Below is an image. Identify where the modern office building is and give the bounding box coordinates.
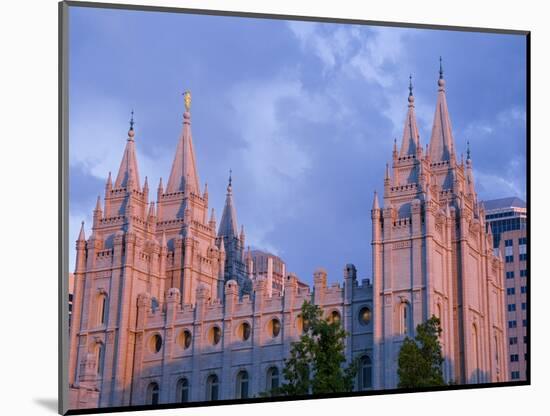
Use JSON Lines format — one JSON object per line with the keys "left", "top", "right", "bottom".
{"left": 484, "top": 197, "right": 528, "bottom": 381}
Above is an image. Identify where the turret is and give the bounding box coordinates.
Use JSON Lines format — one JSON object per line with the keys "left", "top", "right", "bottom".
{"left": 93, "top": 195, "right": 103, "bottom": 228}
{"left": 75, "top": 221, "right": 87, "bottom": 273}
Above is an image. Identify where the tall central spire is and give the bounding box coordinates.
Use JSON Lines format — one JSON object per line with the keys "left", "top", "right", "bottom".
{"left": 114, "top": 110, "right": 141, "bottom": 189}
{"left": 218, "top": 169, "right": 239, "bottom": 238}
{"left": 166, "top": 91, "right": 200, "bottom": 194}
{"left": 399, "top": 75, "right": 421, "bottom": 157}
{"left": 429, "top": 58, "right": 455, "bottom": 162}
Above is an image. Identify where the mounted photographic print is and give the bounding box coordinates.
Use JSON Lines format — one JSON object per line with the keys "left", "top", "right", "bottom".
{"left": 59, "top": 1, "right": 529, "bottom": 414}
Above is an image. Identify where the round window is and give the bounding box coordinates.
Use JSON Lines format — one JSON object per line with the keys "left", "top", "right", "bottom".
{"left": 329, "top": 310, "right": 341, "bottom": 324}
{"left": 270, "top": 318, "right": 281, "bottom": 338}
{"left": 150, "top": 334, "right": 163, "bottom": 353}
{"left": 179, "top": 329, "right": 192, "bottom": 349}
{"left": 359, "top": 307, "right": 372, "bottom": 325}
{"left": 210, "top": 326, "right": 221, "bottom": 345}
{"left": 240, "top": 322, "right": 251, "bottom": 341}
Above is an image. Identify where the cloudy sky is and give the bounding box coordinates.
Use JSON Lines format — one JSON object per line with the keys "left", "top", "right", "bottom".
{"left": 68, "top": 6, "right": 527, "bottom": 284}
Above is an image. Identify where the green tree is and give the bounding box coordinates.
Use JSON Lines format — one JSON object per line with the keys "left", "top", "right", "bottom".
{"left": 270, "top": 301, "right": 358, "bottom": 396}
{"left": 397, "top": 315, "right": 446, "bottom": 388}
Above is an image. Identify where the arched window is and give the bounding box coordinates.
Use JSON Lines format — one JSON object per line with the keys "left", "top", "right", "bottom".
{"left": 400, "top": 302, "right": 410, "bottom": 335}
{"left": 151, "top": 297, "right": 159, "bottom": 312}
{"left": 436, "top": 304, "right": 443, "bottom": 338}
{"left": 176, "top": 378, "right": 189, "bottom": 403}
{"left": 266, "top": 367, "right": 279, "bottom": 391}
{"left": 147, "top": 382, "right": 160, "bottom": 405}
{"left": 98, "top": 294, "right": 107, "bottom": 326}
{"left": 236, "top": 370, "right": 249, "bottom": 399}
{"left": 358, "top": 355, "right": 372, "bottom": 390}
{"left": 472, "top": 324, "right": 480, "bottom": 383}
{"left": 494, "top": 334, "right": 499, "bottom": 365}
{"left": 206, "top": 374, "right": 219, "bottom": 401}
{"left": 95, "top": 343, "right": 104, "bottom": 375}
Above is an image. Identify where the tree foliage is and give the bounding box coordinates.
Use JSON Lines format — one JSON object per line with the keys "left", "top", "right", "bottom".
{"left": 397, "top": 315, "right": 446, "bottom": 388}
{"left": 270, "top": 301, "right": 358, "bottom": 396}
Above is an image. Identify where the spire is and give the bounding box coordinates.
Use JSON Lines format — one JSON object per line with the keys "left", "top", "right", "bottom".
{"left": 114, "top": 111, "right": 141, "bottom": 189}
{"left": 166, "top": 90, "right": 200, "bottom": 194}
{"left": 94, "top": 195, "right": 102, "bottom": 212}
{"left": 218, "top": 170, "right": 239, "bottom": 238}
{"left": 143, "top": 175, "right": 149, "bottom": 193}
{"left": 372, "top": 190, "right": 380, "bottom": 210}
{"left": 209, "top": 207, "right": 216, "bottom": 223}
{"left": 429, "top": 57, "right": 455, "bottom": 162}
{"left": 465, "top": 141, "right": 476, "bottom": 198}
{"left": 399, "top": 75, "right": 421, "bottom": 157}
{"left": 78, "top": 221, "right": 86, "bottom": 242}
{"left": 106, "top": 171, "right": 112, "bottom": 190}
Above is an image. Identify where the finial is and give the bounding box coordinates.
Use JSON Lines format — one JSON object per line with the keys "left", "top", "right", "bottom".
{"left": 227, "top": 169, "right": 233, "bottom": 193}
{"left": 439, "top": 56, "right": 443, "bottom": 79}
{"left": 129, "top": 109, "right": 135, "bottom": 129}
{"left": 393, "top": 138, "right": 397, "bottom": 152}
{"left": 128, "top": 110, "right": 135, "bottom": 139}
{"left": 183, "top": 91, "right": 191, "bottom": 112}
{"left": 409, "top": 74, "right": 413, "bottom": 96}
{"left": 466, "top": 140, "right": 471, "bottom": 160}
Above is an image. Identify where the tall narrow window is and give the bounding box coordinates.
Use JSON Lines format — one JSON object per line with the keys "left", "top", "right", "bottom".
{"left": 99, "top": 295, "right": 107, "bottom": 325}
{"left": 266, "top": 367, "right": 279, "bottom": 391}
{"left": 400, "top": 303, "right": 410, "bottom": 335}
{"left": 236, "top": 370, "right": 249, "bottom": 399}
{"left": 359, "top": 355, "right": 372, "bottom": 390}
{"left": 96, "top": 344, "right": 103, "bottom": 375}
{"left": 147, "top": 382, "right": 160, "bottom": 405}
{"left": 472, "top": 324, "right": 480, "bottom": 383}
{"left": 206, "top": 374, "right": 219, "bottom": 401}
{"left": 177, "top": 378, "right": 189, "bottom": 403}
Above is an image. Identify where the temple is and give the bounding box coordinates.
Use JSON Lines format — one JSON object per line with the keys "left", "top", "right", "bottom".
{"left": 68, "top": 67, "right": 507, "bottom": 409}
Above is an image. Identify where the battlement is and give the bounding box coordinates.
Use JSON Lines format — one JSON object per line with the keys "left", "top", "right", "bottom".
{"left": 390, "top": 183, "right": 418, "bottom": 192}
{"left": 393, "top": 216, "right": 412, "bottom": 227}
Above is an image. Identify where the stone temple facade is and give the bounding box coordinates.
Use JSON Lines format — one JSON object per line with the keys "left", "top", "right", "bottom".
{"left": 68, "top": 70, "right": 508, "bottom": 410}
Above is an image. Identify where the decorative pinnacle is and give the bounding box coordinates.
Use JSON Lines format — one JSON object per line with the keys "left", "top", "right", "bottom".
{"left": 183, "top": 91, "right": 191, "bottom": 112}
{"left": 129, "top": 109, "right": 135, "bottom": 130}
{"left": 439, "top": 56, "right": 444, "bottom": 79}
{"left": 228, "top": 169, "right": 232, "bottom": 187}
{"left": 466, "top": 140, "right": 471, "bottom": 160}
{"left": 409, "top": 74, "right": 413, "bottom": 96}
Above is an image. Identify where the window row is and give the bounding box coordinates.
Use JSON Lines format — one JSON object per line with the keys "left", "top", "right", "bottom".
{"left": 508, "top": 320, "right": 528, "bottom": 329}
{"left": 144, "top": 306, "right": 373, "bottom": 354}
{"left": 144, "top": 356, "right": 374, "bottom": 404}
